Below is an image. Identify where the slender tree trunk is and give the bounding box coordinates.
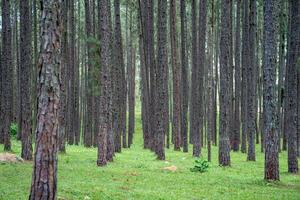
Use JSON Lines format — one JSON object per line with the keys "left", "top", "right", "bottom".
{"left": 180, "top": 0, "right": 188, "bottom": 153}
{"left": 285, "top": 0, "right": 299, "bottom": 174}
{"left": 128, "top": 47, "right": 136, "bottom": 148}
{"left": 219, "top": 0, "right": 231, "bottom": 166}
{"left": 233, "top": 0, "right": 241, "bottom": 152}
{"left": 29, "top": 0, "right": 61, "bottom": 198}
{"left": 20, "top": 0, "right": 33, "bottom": 160}
{"left": 170, "top": 0, "right": 181, "bottom": 151}
{"left": 2, "top": 0, "right": 12, "bottom": 151}
{"left": 155, "top": 0, "right": 168, "bottom": 160}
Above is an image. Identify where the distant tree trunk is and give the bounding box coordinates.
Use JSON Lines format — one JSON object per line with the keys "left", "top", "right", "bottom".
{"left": 241, "top": 0, "right": 249, "bottom": 154}
{"left": 170, "top": 0, "right": 181, "bottom": 151}
{"left": 20, "top": 0, "right": 33, "bottom": 160}
{"left": 128, "top": 47, "right": 136, "bottom": 148}
{"left": 83, "top": 0, "right": 93, "bottom": 147}
{"left": 29, "top": 0, "right": 61, "bottom": 198}
{"left": 263, "top": 0, "right": 280, "bottom": 181}
{"left": 155, "top": 0, "right": 168, "bottom": 160}
{"left": 2, "top": 0, "right": 12, "bottom": 151}
{"left": 67, "top": 0, "right": 75, "bottom": 145}
{"left": 233, "top": 0, "right": 241, "bottom": 152}
{"left": 138, "top": 1, "right": 151, "bottom": 149}
{"left": 189, "top": 0, "right": 197, "bottom": 146}
{"left": 180, "top": 0, "right": 188, "bottom": 153}
{"left": 112, "top": 0, "right": 126, "bottom": 152}
{"left": 247, "top": 0, "right": 256, "bottom": 161}
{"left": 32, "top": 0, "right": 38, "bottom": 134}
{"left": 97, "top": 0, "right": 113, "bottom": 166}
{"left": 219, "top": 0, "right": 231, "bottom": 166}
{"left": 285, "top": 0, "right": 299, "bottom": 174}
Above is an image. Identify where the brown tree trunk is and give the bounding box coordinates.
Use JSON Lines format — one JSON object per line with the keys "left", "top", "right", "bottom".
{"left": 20, "top": 0, "right": 33, "bottom": 160}
{"left": 285, "top": 0, "right": 299, "bottom": 174}
{"left": 170, "top": 0, "right": 181, "bottom": 151}
{"left": 263, "top": 0, "right": 280, "bottom": 180}
{"left": 2, "top": 0, "right": 12, "bottom": 151}
{"left": 29, "top": 0, "right": 62, "bottom": 198}
{"left": 219, "top": 0, "right": 231, "bottom": 166}
{"left": 180, "top": 0, "right": 189, "bottom": 153}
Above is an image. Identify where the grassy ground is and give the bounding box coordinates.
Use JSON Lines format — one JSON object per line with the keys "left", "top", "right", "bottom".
{"left": 0, "top": 112, "right": 299, "bottom": 200}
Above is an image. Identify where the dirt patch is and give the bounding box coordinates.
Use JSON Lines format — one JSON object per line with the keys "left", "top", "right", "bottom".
{"left": 0, "top": 153, "right": 24, "bottom": 163}
{"left": 162, "top": 165, "right": 177, "bottom": 172}
{"left": 124, "top": 171, "right": 140, "bottom": 176}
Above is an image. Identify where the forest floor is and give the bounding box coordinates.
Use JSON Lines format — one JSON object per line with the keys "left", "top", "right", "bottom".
{"left": 0, "top": 113, "right": 300, "bottom": 199}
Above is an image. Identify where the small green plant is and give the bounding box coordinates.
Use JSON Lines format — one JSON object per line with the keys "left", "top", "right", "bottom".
{"left": 10, "top": 122, "right": 18, "bottom": 138}
{"left": 190, "top": 159, "right": 209, "bottom": 173}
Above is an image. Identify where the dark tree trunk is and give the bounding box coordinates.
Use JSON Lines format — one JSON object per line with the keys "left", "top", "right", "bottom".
{"left": 155, "top": 0, "right": 168, "bottom": 160}
{"left": 247, "top": 0, "right": 256, "bottom": 161}
{"left": 263, "top": 0, "right": 280, "bottom": 181}
{"left": 20, "top": 0, "right": 33, "bottom": 160}
{"left": 97, "top": 0, "right": 113, "bottom": 166}
{"left": 285, "top": 0, "right": 299, "bottom": 174}
{"left": 170, "top": 0, "right": 181, "bottom": 151}
{"left": 128, "top": 47, "right": 136, "bottom": 148}
{"left": 241, "top": 0, "right": 249, "bottom": 153}
{"left": 29, "top": 0, "right": 61, "bottom": 198}
{"left": 83, "top": 0, "right": 93, "bottom": 147}
{"left": 1, "top": 0, "right": 12, "bottom": 151}
{"left": 58, "top": 0, "right": 68, "bottom": 153}
{"left": 113, "top": 0, "right": 126, "bottom": 152}
{"left": 219, "top": 0, "right": 231, "bottom": 166}
{"left": 233, "top": 0, "right": 241, "bottom": 152}
{"left": 180, "top": 0, "right": 188, "bottom": 153}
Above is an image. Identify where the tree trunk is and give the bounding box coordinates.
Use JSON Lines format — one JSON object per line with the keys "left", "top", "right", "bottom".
{"left": 155, "top": 0, "right": 168, "bottom": 160}
{"left": 1, "top": 0, "right": 12, "bottom": 151}
{"left": 263, "top": 0, "right": 280, "bottom": 180}
{"left": 285, "top": 0, "right": 299, "bottom": 174}
{"left": 180, "top": 0, "right": 188, "bottom": 153}
{"left": 20, "top": 0, "right": 33, "bottom": 160}
{"left": 29, "top": 0, "right": 61, "bottom": 198}
{"left": 170, "top": 0, "right": 181, "bottom": 151}
{"left": 219, "top": 0, "right": 231, "bottom": 166}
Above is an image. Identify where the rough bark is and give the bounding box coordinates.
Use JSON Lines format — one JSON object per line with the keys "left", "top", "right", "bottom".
{"left": 1, "top": 0, "right": 12, "bottom": 151}
{"left": 241, "top": 0, "right": 249, "bottom": 153}
{"left": 219, "top": 0, "right": 231, "bottom": 166}
{"left": 180, "top": 0, "right": 188, "bottom": 153}
{"left": 20, "top": 0, "right": 33, "bottom": 160}
{"left": 263, "top": 0, "right": 280, "bottom": 180}
{"left": 285, "top": 0, "right": 299, "bottom": 174}
{"left": 155, "top": 0, "right": 168, "bottom": 160}
{"left": 170, "top": 0, "right": 181, "bottom": 151}
{"left": 29, "top": 0, "right": 61, "bottom": 198}
{"left": 233, "top": 0, "right": 241, "bottom": 152}
{"left": 97, "top": 0, "right": 113, "bottom": 166}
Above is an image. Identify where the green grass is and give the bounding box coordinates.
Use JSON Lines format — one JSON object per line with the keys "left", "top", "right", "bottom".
{"left": 0, "top": 112, "right": 299, "bottom": 200}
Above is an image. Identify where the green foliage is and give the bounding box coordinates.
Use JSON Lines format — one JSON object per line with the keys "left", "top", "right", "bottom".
{"left": 190, "top": 158, "right": 209, "bottom": 173}
{"left": 9, "top": 122, "right": 18, "bottom": 138}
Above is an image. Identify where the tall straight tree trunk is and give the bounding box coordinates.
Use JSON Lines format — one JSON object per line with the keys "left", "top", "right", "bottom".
{"left": 180, "top": 0, "right": 188, "bottom": 153}
{"left": 20, "top": 0, "right": 33, "bottom": 160}
{"left": 128, "top": 46, "right": 136, "bottom": 148}
{"left": 241, "top": 0, "right": 249, "bottom": 153}
{"left": 155, "top": 0, "right": 168, "bottom": 160}
{"left": 97, "top": 0, "right": 113, "bottom": 166}
{"left": 170, "top": 0, "right": 181, "bottom": 151}
{"left": 113, "top": 0, "right": 126, "bottom": 152}
{"left": 247, "top": 0, "right": 256, "bottom": 161}
{"left": 189, "top": 0, "right": 198, "bottom": 146}
{"left": 59, "top": 0, "right": 68, "bottom": 152}
{"left": 83, "top": 0, "right": 93, "bottom": 147}
{"left": 2, "top": 0, "right": 12, "bottom": 151}
{"left": 285, "top": 0, "right": 299, "bottom": 174}
{"left": 219, "top": 0, "right": 231, "bottom": 166}
{"left": 29, "top": 0, "right": 61, "bottom": 198}
{"left": 263, "top": 0, "right": 280, "bottom": 181}
{"left": 233, "top": 0, "right": 241, "bottom": 152}
{"left": 32, "top": 0, "right": 38, "bottom": 135}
